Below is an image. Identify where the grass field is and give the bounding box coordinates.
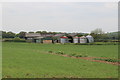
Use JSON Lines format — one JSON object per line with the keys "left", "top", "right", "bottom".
{"left": 2, "top": 42, "right": 118, "bottom": 78}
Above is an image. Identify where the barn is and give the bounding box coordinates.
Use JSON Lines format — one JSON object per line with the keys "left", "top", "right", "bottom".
{"left": 60, "top": 36, "right": 69, "bottom": 44}
{"left": 79, "top": 36, "right": 87, "bottom": 43}
{"left": 25, "top": 33, "right": 94, "bottom": 44}
{"left": 42, "top": 37, "right": 53, "bottom": 44}
{"left": 73, "top": 36, "right": 79, "bottom": 43}
{"left": 86, "top": 35, "right": 94, "bottom": 43}
{"left": 25, "top": 33, "right": 43, "bottom": 43}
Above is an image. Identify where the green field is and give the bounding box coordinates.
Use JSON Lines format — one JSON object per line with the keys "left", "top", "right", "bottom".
{"left": 2, "top": 42, "right": 118, "bottom": 78}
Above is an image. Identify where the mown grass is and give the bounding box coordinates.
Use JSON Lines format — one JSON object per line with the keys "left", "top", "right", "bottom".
{"left": 2, "top": 42, "right": 118, "bottom": 78}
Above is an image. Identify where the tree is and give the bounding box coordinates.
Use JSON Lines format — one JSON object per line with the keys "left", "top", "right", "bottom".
{"left": 36, "top": 31, "right": 47, "bottom": 34}
{"left": 75, "top": 33, "right": 83, "bottom": 37}
{"left": 6, "top": 31, "right": 16, "bottom": 38}
{"left": 41, "top": 31, "right": 47, "bottom": 34}
{"left": 90, "top": 28, "right": 105, "bottom": 42}
{"left": 91, "top": 28, "right": 104, "bottom": 34}
{"left": 2, "top": 31, "right": 7, "bottom": 38}
{"left": 52, "top": 32, "right": 57, "bottom": 35}
{"left": 28, "top": 31, "right": 34, "bottom": 33}
{"left": 36, "top": 31, "right": 42, "bottom": 34}
{"left": 17, "top": 31, "right": 26, "bottom": 38}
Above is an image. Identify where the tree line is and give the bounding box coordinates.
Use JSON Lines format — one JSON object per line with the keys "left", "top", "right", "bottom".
{"left": 90, "top": 28, "right": 119, "bottom": 42}
{"left": 1, "top": 31, "right": 61, "bottom": 38}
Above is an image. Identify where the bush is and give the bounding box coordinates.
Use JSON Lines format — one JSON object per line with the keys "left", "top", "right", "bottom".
{"left": 75, "top": 43, "right": 88, "bottom": 45}
{"left": 68, "top": 53, "right": 76, "bottom": 57}
{"left": 93, "top": 58, "right": 120, "bottom": 62}
{"left": 56, "top": 51, "right": 65, "bottom": 55}
{"left": 75, "top": 42, "right": 118, "bottom": 45}
{"left": 83, "top": 54, "right": 88, "bottom": 57}
{"left": 68, "top": 53, "right": 88, "bottom": 57}
{"left": 48, "top": 51, "right": 53, "bottom": 53}
{"left": 75, "top": 54, "right": 83, "bottom": 57}
{"left": 4, "top": 38, "right": 26, "bottom": 42}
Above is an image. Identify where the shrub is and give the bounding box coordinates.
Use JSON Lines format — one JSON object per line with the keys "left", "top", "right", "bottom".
{"left": 93, "top": 58, "right": 120, "bottom": 63}
{"left": 4, "top": 38, "right": 26, "bottom": 42}
{"left": 71, "top": 53, "right": 76, "bottom": 56}
{"left": 75, "top": 42, "right": 119, "bottom": 45}
{"left": 68, "top": 53, "right": 76, "bottom": 57}
{"left": 83, "top": 54, "right": 88, "bottom": 57}
{"left": 56, "top": 51, "right": 65, "bottom": 55}
{"left": 48, "top": 51, "right": 53, "bottom": 53}
{"left": 75, "top": 54, "right": 83, "bottom": 57}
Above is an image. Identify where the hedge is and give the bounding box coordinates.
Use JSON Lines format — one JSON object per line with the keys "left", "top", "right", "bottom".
{"left": 3, "top": 38, "right": 26, "bottom": 42}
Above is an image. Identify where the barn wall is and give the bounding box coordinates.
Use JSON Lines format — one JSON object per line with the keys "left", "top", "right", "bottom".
{"left": 43, "top": 40, "right": 52, "bottom": 43}
{"left": 73, "top": 38, "right": 79, "bottom": 43}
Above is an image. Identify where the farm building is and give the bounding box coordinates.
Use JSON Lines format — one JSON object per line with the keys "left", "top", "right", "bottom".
{"left": 25, "top": 33, "right": 43, "bottom": 43}
{"left": 60, "top": 36, "right": 69, "bottom": 43}
{"left": 41, "top": 33, "right": 55, "bottom": 37}
{"left": 53, "top": 33, "right": 65, "bottom": 43}
{"left": 25, "top": 33, "right": 94, "bottom": 44}
{"left": 86, "top": 35, "right": 94, "bottom": 43}
{"left": 73, "top": 35, "right": 94, "bottom": 43}
{"left": 79, "top": 36, "right": 87, "bottom": 43}
{"left": 67, "top": 36, "right": 73, "bottom": 43}
{"left": 42, "top": 37, "right": 53, "bottom": 44}
{"left": 73, "top": 36, "right": 79, "bottom": 43}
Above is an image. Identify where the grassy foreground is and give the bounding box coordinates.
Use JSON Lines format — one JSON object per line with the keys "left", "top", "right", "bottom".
{"left": 2, "top": 42, "right": 118, "bottom": 78}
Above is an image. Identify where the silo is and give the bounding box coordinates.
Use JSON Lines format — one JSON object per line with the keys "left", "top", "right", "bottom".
{"left": 60, "top": 36, "right": 68, "bottom": 43}
{"left": 86, "top": 35, "right": 94, "bottom": 43}
{"left": 79, "top": 36, "right": 87, "bottom": 43}
{"left": 73, "top": 36, "right": 79, "bottom": 43}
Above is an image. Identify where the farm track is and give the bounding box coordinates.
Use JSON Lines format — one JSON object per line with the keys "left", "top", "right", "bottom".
{"left": 34, "top": 49, "right": 119, "bottom": 66}
{"left": 49, "top": 53, "right": 120, "bottom": 66}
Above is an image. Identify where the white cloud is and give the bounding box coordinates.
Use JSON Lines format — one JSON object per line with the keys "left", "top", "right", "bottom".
{"left": 2, "top": 2, "right": 118, "bottom": 33}
{"left": 104, "top": 2, "right": 118, "bottom": 9}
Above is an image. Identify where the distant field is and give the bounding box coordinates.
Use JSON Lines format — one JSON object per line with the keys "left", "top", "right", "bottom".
{"left": 2, "top": 42, "right": 118, "bottom": 78}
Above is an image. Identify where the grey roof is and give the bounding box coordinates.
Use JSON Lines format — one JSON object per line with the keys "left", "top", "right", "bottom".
{"left": 54, "top": 34, "right": 65, "bottom": 37}
{"left": 80, "top": 36, "right": 87, "bottom": 39}
{"left": 25, "top": 33, "right": 42, "bottom": 37}
{"left": 68, "top": 33, "right": 77, "bottom": 36}
{"left": 41, "top": 34, "right": 54, "bottom": 37}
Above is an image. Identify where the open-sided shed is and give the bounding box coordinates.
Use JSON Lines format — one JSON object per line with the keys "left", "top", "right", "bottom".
{"left": 25, "top": 33, "right": 43, "bottom": 43}
{"left": 42, "top": 37, "right": 53, "bottom": 43}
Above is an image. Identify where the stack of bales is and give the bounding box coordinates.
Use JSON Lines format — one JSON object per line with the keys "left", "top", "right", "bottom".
{"left": 60, "top": 36, "right": 68, "bottom": 44}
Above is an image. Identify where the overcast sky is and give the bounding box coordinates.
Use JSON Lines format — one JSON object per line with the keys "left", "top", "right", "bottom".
{"left": 2, "top": 2, "right": 118, "bottom": 33}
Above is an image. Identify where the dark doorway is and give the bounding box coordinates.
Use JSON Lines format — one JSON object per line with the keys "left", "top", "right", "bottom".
{"left": 67, "top": 36, "right": 73, "bottom": 43}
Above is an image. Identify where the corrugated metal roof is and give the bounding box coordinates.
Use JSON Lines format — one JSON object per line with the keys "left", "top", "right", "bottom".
{"left": 25, "top": 33, "right": 42, "bottom": 37}
{"left": 60, "top": 36, "right": 68, "bottom": 38}
{"left": 73, "top": 36, "right": 79, "bottom": 38}
{"left": 54, "top": 34, "right": 64, "bottom": 37}
{"left": 80, "top": 36, "right": 87, "bottom": 39}
{"left": 68, "top": 33, "right": 77, "bottom": 36}
{"left": 42, "top": 37, "right": 53, "bottom": 40}
{"left": 41, "top": 34, "right": 54, "bottom": 37}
